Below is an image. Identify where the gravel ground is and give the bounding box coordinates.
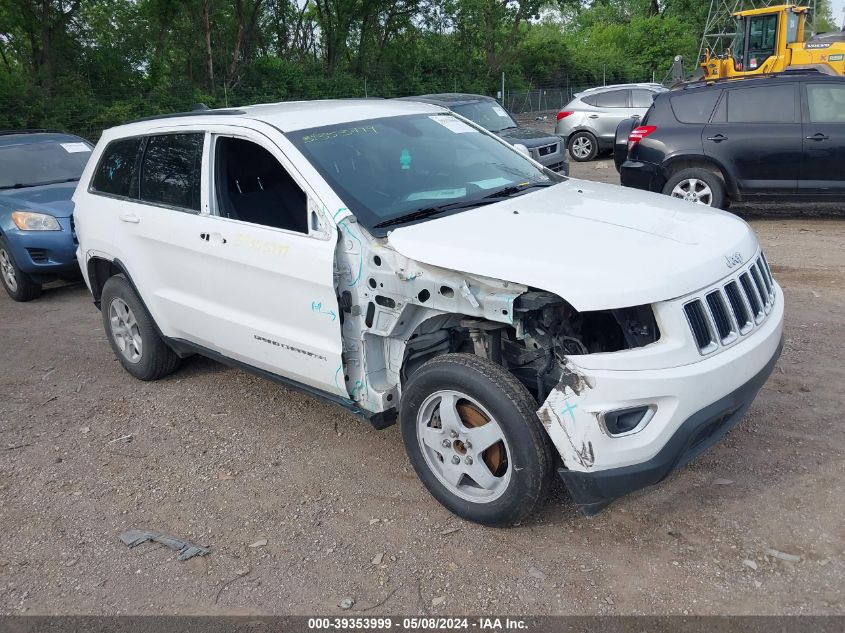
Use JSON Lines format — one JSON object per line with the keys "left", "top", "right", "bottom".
{"left": 1, "top": 160, "right": 843, "bottom": 615}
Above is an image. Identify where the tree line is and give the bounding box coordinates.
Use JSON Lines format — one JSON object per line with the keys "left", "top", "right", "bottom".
{"left": 0, "top": 0, "right": 837, "bottom": 138}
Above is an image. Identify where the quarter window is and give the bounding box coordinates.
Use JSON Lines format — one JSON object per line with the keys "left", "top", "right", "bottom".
{"left": 631, "top": 89, "right": 656, "bottom": 108}
{"left": 139, "top": 134, "right": 204, "bottom": 211}
{"left": 727, "top": 85, "right": 795, "bottom": 123}
{"left": 90, "top": 137, "right": 142, "bottom": 197}
{"left": 670, "top": 91, "right": 721, "bottom": 124}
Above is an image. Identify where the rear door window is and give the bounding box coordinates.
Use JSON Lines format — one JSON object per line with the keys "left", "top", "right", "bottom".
{"left": 593, "top": 90, "right": 629, "bottom": 108}
{"left": 727, "top": 85, "right": 796, "bottom": 123}
{"left": 806, "top": 83, "right": 845, "bottom": 123}
{"left": 139, "top": 133, "right": 204, "bottom": 211}
{"left": 670, "top": 91, "right": 721, "bottom": 123}
{"left": 90, "top": 137, "right": 143, "bottom": 197}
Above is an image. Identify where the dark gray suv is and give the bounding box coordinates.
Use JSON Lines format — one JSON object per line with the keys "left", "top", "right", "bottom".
{"left": 399, "top": 93, "right": 568, "bottom": 174}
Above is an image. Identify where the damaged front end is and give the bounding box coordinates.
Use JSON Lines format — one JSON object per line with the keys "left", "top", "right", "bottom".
{"left": 505, "top": 292, "right": 661, "bottom": 497}
{"left": 332, "top": 215, "right": 668, "bottom": 515}
{"left": 507, "top": 291, "right": 659, "bottom": 403}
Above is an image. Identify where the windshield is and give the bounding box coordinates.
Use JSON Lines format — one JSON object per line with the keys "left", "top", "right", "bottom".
{"left": 290, "top": 113, "right": 560, "bottom": 235}
{"left": 731, "top": 17, "right": 746, "bottom": 69}
{"left": 450, "top": 100, "right": 518, "bottom": 133}
{"left": 0, "top": 137, "right": 92, "bottom": 189}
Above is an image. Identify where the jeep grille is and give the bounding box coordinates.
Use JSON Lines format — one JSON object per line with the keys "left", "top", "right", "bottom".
{"left": 683, "top": 253, "right": 776, "bottom": 354}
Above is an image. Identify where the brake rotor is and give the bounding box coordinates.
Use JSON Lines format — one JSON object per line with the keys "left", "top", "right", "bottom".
{"left": 456, "top": 400, "right": 507, "bottom": 476}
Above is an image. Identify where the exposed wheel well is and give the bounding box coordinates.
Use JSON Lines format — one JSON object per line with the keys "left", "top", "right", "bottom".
{"left": 87, "top": 257, "right": 122, "bottom": 305}
{"left": 398, "top": 293, "right": 660, "bottom": 404}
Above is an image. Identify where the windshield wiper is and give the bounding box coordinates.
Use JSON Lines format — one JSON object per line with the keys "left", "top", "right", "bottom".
{"left": 484, "top": 181, "right": 556, "bottom": 199}
{"left": 0, "top": 177, "right": 80, "bottom": 190}
{"left": 374, "top": 198, "right": 505, "bottom": 229}
{"left": 374, "top": 182, "right": 557, "bottom": 230}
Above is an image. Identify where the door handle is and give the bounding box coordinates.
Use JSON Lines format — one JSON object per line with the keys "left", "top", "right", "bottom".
{"left": 706, "top": 134, "right": 728, "bottom": 142}
{"left": 588, "top": 114, "right": 599, "bottom": 119}
{"left": 119, "top": 213, "right": 140, "bottom": 224}
{"left": 805, "top": 133, "right": 829, "bottom": 141}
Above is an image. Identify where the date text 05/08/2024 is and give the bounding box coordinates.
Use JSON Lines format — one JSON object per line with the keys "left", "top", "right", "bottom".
{"left": 307, "top": 617, "right": 529, "bottom": 631}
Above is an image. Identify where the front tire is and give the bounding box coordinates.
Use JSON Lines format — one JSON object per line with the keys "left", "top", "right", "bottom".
{"left": 662, "top": 167, "right": 726, "bottom": 209}
{"left": 0, "top": 238, "right": 42, "bottom": 302}
{"left": 400, "top": 354, "right": 554, "bottom": 526}
{"left": 101, "top": 274, "right": 180, "bottom": 381}
{"left": 568, "top": 131, "right": 598, "bottom": 162}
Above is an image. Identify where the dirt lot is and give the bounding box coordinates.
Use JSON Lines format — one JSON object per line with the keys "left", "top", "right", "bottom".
{"left": 1, "top": 161, "right": 843, "bottom": 616}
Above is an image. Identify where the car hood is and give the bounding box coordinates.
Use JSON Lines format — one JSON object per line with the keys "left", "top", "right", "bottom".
{"left": 386, "top": 179, "right": 759, "bottom": 311}
{"left": 0, "top": 182, "right": 78, "bottom": 218}
{"left": 496, "top": 126, "right": 560, "bottom": 147}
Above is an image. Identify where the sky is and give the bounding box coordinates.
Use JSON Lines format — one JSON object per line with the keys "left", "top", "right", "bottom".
{"left": 831, "top": 0, "right": 845, "bottom": 29}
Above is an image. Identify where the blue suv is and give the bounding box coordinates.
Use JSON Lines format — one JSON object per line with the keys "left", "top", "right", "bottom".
{"left": 0, "top": 130, "right": 92, "bottom": 301}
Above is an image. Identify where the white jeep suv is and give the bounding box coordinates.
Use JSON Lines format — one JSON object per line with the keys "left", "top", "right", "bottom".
{"left": 73, "top": 100, "right": 784, "bottom": 526}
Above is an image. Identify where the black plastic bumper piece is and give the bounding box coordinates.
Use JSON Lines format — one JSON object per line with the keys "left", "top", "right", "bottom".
{"left": 619, "top": 159, "right": 661, "bottom": 192}
{"left": 558, "top": 339, "right": 783, "bottom": 516}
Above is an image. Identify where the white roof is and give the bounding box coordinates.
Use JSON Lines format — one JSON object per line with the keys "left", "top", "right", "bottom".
{"left": 105, "top": 99, "right": 447, "bottom": 138}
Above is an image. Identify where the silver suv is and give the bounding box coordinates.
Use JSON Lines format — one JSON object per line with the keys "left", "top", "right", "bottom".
{"left": 555, "top": 83, "right": 666, "bottom": 162}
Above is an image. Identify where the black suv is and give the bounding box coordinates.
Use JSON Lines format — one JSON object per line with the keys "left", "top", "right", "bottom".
{"left": 615, "top": 73, "right": 845, "bottom": 208}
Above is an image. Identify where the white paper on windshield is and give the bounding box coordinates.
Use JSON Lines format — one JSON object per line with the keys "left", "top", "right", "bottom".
{"left": 492, "top": 105, "right": 510, "bottom": 117}
{"left": 60, "top": 142, "right": 91, "bottom": 153}
{"left": 406, "top": 188, "right": 466, "bottom": 201}
{"left": 470, "top": 178, "right": 511, "bottom": 190}
{"left": 430, "top": 115, "right": 476, "bottom": 134}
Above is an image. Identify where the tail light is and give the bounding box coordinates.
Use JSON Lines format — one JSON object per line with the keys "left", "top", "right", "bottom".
{"left": 556, "top": 111, "right": 573, "bottom": 121}
{"left": 628, "top": 125, "right": 656, "bottom": 149}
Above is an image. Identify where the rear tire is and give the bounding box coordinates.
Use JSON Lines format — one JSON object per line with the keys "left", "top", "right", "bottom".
{"left": 662, "top": 167, "right": 726, "bottom": 209}
{"left": 568, "top": 131, "right": 598, "bottom": 162}
{"left": 400, "top": 354, "right": 554, "bottom": 527}
{"left": 0, "top": 237, "right": 42, "bottom": 302}
{"left": 101, "top": 274, "right": 180, "bottom": 381}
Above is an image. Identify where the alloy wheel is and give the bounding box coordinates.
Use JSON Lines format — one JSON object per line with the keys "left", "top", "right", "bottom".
{"left": 0, "top": 248, "right": 18, "bottom": 292}
{"left": 571, "top": 136, "right": 592, "bottom": 159}
{"left": 671, "top": 178, "right": 713, "bottom": 206}
{"left": 416, "top": 390, "right": 511, "bottom": 503}
{"left": 109, "top": 297, "right": 143, "bottom": 363}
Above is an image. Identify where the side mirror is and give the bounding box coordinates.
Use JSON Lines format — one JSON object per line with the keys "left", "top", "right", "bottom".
{"left": 513, "top": 143, "right": 530, "bottom": 157}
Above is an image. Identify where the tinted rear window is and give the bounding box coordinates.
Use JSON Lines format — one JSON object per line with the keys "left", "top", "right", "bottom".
{"left": 670, "top": 91, "right": 721, "bottom": 123}
{"left": 139, "top": 133, "right": 204, "bottom": 211}
{"left": 727, "top": 85, "right": 796, "bottom": 123}
{"left": 90, "top": 137, "right": 142, "bottom": 197}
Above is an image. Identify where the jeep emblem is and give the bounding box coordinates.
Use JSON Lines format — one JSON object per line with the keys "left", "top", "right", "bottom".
{"left": 725, "top": 252, "right": 743, "bottom": 268}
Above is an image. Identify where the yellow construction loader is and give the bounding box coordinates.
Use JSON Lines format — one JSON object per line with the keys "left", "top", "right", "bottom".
{"left": 700, "top": 4, "right": 845, "bottom": 80}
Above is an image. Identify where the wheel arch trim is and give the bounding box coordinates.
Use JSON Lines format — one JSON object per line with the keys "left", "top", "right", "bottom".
{"left": 660, "top": 153, "right": 738, "bottom": 197}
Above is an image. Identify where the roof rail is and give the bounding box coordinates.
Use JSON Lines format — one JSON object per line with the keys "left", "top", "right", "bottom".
{"left": 0, "top": 128, "right": 66, "bottom": 136}
{"left": 676, "top": 68, "right": 832, "bottom": 90}
{"left": 128, "top": 108, "right": 247, "bottom": 124}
